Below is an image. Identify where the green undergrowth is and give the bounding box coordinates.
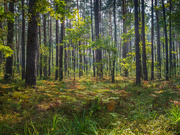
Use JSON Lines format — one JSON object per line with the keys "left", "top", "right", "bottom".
{"left": 0, "top": 75, "right": 180, "bottom": 134}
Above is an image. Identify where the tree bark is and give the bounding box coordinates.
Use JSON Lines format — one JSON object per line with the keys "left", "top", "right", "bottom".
{"left": 59, "top": 19, "right": 65, "bottom": 81}
{"left": 79, "top": 41, "right": 83, "bottom": 77}
{"left": 151, "top": 0, "right": 154, "bottom": 80}
{"left": 0, "top": 22, "right": 2, "bottom": 68}
{"left": 91, "top": 0, "right": 95, "bottom": 77}
{"left": 122, "top": 0, "right": 128, "bottom": 77}
{"left": 55, "top": 6, "right": 59, "bottom": 80}
{"left": 162, "top": 0, "right": 169, "bottom": 80}
{"left": 142, "top": 0, "right": 148, "bottom": 81}
{"left": 155, "top": 0, "right": 161, "bottom": 79}
{"left": 43, "top": 14, "right": 47, "bottom": 78}
{"left": 94, "top": 0, "right": 102, "bottom": 77}
{"left": 48, "top": 16, "right": 52, "bottom": 77}
{"left": 169, "top": 0, "right": 172, "bottom": 77}
{"left": 134, "top": 0, "right": 141, "bottom": 84}
{"left": 21, "top": 0, "right": 26, "bottom": 80}
{"left": 112, "top": 0, "right": 117, "bottom": 82}
{"left": 26, "top": 0, "right": 38, "bottom": 86}
{"left": 39, "top": 16, "right": 42, "bottom": 79}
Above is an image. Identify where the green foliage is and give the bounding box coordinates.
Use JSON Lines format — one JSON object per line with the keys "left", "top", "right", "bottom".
{"left": 0, "top": 44, "right": 13, "bottom": 58}
{"left": 91, "top": 36, "right": 118, "bottom": 53}
{"left": 119, "top": 52, "right": 136, "bottom": 73}
{"left": 40, "top": 44, "right": 48, "bottom": 56}
{"left": 121, "top": 28, "right": 134, "bottom": 45}
{"left": 65, "top": 10, "right": 91, "bottom": 45}
{"left": 0, "top": 6, "right": 14, "bottom": 22}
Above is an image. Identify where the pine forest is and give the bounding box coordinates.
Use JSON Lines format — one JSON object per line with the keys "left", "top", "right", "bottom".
{"left": 0, "top": 0, "right": 180, "bottom": 134}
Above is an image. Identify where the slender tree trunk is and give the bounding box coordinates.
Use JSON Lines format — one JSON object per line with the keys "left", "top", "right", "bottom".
{"left": 142, "top": 0, "right": 148, "bottom": 81}
{"left": 162, "top": 0, "right": 169, "bottom": 80}
{"left": 179, "top": 42, "right": 180, "bottom": 75}
{"left": 169, "top": 0, "right": 172, "bottom": 78}
{"left": 4, "top": 0, "right": 14, "bottom": 81}
{"left": 43, "top": 14, "right": 47, "bottom": 78}
{"left": 55, "top": 6, "right": 59, "bottom": 80}
{"left": 79, "top": 41, "right": 83, "bottom": 77}
{"left": 112, "top": 0, "right": 117, "bottom": 82}
{"left": 64, "top": 42, "right": 67, "bottom": 76}
{"left": 138, "top": 0, "right": 142, "bottom": 78}
{"left": 134, "top": 0, "right": 141, "bottom": 84}
{"left": 48, "top": 16, "right": 52, "bottom": 77}
{"left": 26, "top": 0, "right": 38, "bottom": 86}
{"left": 0, "top": 22, "right": 2, "bottom": 68}
{"left": 16, "top": 16, "right": 20, "bottom": 73}
{"left": 15, "top": 16, "right": 18, "bottom": 73}
{"left": 94, "top": 0, "right": 102, "bottom": 77}
{"left": 73, "top": 43, "right": 75, "bottom": 80}
{"left": 64, "top": 19, "right": 68, "bottom": 76}
{"left": 37, "top": 14, "right": 40, "bottom": 77}
{"left": 155, "top": 0, "right": 161, "bottom": 79}
{"left": 39, "top": 17, "right": 42, "bottom": 79}
{"left": 91, "top": 0, "right": 95, "bottom": 77}
{"left": 109, "top": 10, "right": 112, "bottom": 77}
{"left": 68, "top": 19, "right": 71, "bottom": 77}
{"left": 151, "top": 0, "right": 154, "bottom": 80}
{"left": 122, "top": 0, "right": 128, "bottom": 77}
{"left": 172, "top": 40, "right": 176, "bottom": 75}
{"left": 18, "top": 17, "right": 21, "bottom": 73}
{"left": 52, "top": 17, "right": 54, "bottom": 69}
{"left": 59, "top": 19, "right": 65, "bottom": 81}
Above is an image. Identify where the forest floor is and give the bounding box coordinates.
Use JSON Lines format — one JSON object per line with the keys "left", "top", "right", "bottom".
{"left": 0, "top": 74, "right": 180, "bottom": 135}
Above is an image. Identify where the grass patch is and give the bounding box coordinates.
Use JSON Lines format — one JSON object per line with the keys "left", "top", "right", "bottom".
{"left": 0, "top": 76, "right": 180, "bottom": 134}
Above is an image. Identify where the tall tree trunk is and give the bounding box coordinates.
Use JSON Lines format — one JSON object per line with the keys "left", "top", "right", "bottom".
{"left": 73, "top": 43, "right": 76, "bottom": 80}
{"left": 64, "top": 19, "right": 68, "bottom": 76}
{"left": 59, "top": 19, "right": 65, "bottom": 81}
{"left": 17, "top": 16, "right": 20, "bottom": 73}
{"left": 4, "top": 0, "right": 14, "bottom": 81}
{"left": 155, "top": 0, "right": 161, "bottom": 79}
{"left": 26, "top": 0, "right": 38, "bottom": 86}
{"left": 15, "top": 15, "right": 20, "bottom": 73}
{"left": 162, "top": 0, "right": 169, "bottom": 80}
{"left": 91, "top": 0, "right": 95, "bottom": 77}
{"left": 39, "top": 17, "right": 42, "bottom": 79}
{"left": 15, "top": 16, "right": 18, "bottom": 73}
{"left": 79, "top": 41, "right": 83, "bottom": 77}
{"left": 142, "top": 0, "right": 148, "bottom": 81}
{"left": 134, "top": 0, "right": 141, "bottom": 84}
{"left": 169, "top": 0, "right": 172, "bottom": 78}
{"left": 151, "top": 0, "right": 154, "bottom": 80}
{"left": 94, "top": 0, "right": 102, "bottom": 77}
{"left": 64, "top": 42, "right": 67, "bottom": 76}
{"left": 43, "top": 14, "right": 47, "bottom": 78}
{"left": 122, "top": 0, "right": 128, "bottom": 77}
{"left": 68, "top": 19, "right": 71, "bottom": 77}
{"left": 109, "top": 10, "right": 112, "bottom": 77}
{"left": 172, "top": 40, "right": 176, "bottom": 75}
{"left": 48, "top": 16, "right": 52, "bottom": 77}
{"left": 0, "top": 22, "right": 2, "bottom": 69}
{"left": 55, "top": 6, "right": 59, "bottom": 80}
{"left": 37, "top": 15, "right": 39, "bottom": 77}
{"left": 112, "top": 0, "right": 117, "bottom": 82}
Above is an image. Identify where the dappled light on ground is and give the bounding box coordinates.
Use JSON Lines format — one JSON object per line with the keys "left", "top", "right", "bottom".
{"left": 0, "top": 76, "right": 180, "bottom": 134}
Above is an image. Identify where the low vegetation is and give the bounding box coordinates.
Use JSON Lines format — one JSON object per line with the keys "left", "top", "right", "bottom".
{"left": 0, "top": 75, "right": 180, "bottom": 134}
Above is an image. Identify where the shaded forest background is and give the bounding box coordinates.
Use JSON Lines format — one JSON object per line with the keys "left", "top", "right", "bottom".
{"left": 0, "top": 0, "right": 180, "bottom": 85}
